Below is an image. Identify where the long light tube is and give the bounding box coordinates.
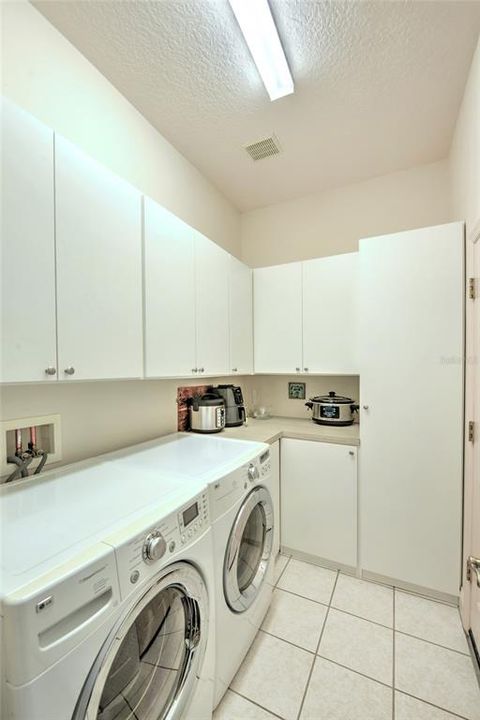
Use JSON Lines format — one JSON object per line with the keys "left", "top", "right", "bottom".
{"left": 228, "top": 0, "right": 294, "bottom": 101}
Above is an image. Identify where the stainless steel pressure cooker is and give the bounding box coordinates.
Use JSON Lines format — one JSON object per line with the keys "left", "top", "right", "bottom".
{"left": 189, "top": 392, "right": 225, "bottom": 434}
{"left": 305, "top": 391, "right": 359, "bottom": 426}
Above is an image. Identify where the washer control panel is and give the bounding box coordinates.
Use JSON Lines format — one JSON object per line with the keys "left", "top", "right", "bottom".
{"left": 111, "top": 490, "right": 209, "bottom": 600}
{"left": 259, "top": 448, "right": 271, "bottom": 478}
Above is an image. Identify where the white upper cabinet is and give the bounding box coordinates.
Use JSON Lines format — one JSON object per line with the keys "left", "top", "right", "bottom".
{"left": 359, "top": 222, "right": 464, "bottom": 596}
{"left": 229, "top": 256, "right": 253, "bottom": 375}
{"left": 144, "top": 199, "right": 196, "bottom": 378}
{"left": 254, "top": 263, "right": 303, "bottom": 373}
{"left": 1, "top": 98, "right": 57, "bottom": 383}
{"left": 303, "top": 253, "right": 358, "bottom": 374}
{"left": 55, "top": 136, "right": 143, "bottom": 381}
{"left": 195, "top": 233, "right": 230, "bottom": 376}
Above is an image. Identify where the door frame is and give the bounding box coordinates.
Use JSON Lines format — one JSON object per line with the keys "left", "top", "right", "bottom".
{"left": 461, "top": 218, "right": 480, "bottom": 630}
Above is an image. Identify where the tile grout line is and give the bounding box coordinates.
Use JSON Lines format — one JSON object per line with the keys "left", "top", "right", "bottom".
{"left": 314, "top": 653, "right": 393, "bottom": 690}
{"left": 295, "top": 570, "right": 340, "bottom": 720}
{"left": 392, "top": 586, "right": 396, "bottom": 720}
{"left": 394, "top": 629, "right": 470, "bottom": 657}
{"left": 395, "top": 690, "right": 472, "bottom": 720}
{"left": 274, "top": 554, "right": 292, "bottom": 588}
{"left": 259, "top": 628, "right": 316, "bottom": 656}
{"left": 228, "top": 688, "right": 285, "bottom": 720}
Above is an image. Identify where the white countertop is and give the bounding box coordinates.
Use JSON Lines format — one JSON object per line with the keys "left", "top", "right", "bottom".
{"left": 221, "top": 416, "right": 360, "bottom": 446}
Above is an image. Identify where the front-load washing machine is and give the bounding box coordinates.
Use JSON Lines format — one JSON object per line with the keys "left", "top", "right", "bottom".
{"left": 1, "top": 453, "right": 215, "bottom": 720}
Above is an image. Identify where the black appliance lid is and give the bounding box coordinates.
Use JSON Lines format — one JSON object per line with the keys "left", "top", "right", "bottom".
{"left": 310, "top": 390, "right": 354, "bottom": 405}
{"left": 190, "top": 393, "right": 225, "bottom": 407}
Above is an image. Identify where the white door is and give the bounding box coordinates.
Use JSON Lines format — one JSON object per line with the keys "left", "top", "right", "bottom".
{"left": 1, "top": 99, "right": 57, "bottom": 383}
{"left": 359, "top": 222, "right": 464, "bottom": 596}
{"left": 55, "top": 136, "right": 143, "bottom": 381}
{"left": 463, "top": 226, "right": 480, "bottom": 653}
{"left": 229, "top": 256, "right": 253, "bottom": 375}
{"left": 281, "top": 439, "right": 357, "bottom": 567}
{"left": 144, "top": 199, "right": 196, "bottom": 378}
{"left": 254, "top": 263, "right": 303, "bottom": 374}
{"left": 194, "top": 234, "right": 229, "bottom": 376}
{"left": 303, "top": 253, "right": 358, "bottom": 374}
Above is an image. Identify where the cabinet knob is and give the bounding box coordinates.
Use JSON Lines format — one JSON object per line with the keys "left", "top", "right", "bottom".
{"left": 296, "top": 367, "right": 300, "bottom": 372}
{"left": 199, "top": 367, "right": 205, "bottom": 373}
{"left": 349, "top": 450, "right": 355, "bottom": 456}
{"left": 44, "top": 366, "right": 56, "bottom": 376}
{"left": 362, "top": 405, "right": 369, "bottom": 410}
{"left": 64, "top": 366, "right": 75, "bottom": 376}
{"left": 192, "top": 368, "right": 198, "bottom": 373}
{"left": 232, "top": 368, "right": 238, "bottom": 373}
{"left": 304, "top": 367, "right": 309, "bottom": 372}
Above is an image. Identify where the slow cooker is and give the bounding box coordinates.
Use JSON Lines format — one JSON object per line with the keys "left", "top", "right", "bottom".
{"left": 305, "top": 391, "right": 359, "bottom": 426}
{"left": 188, "top": 392, "right": 225, "bottom": 433}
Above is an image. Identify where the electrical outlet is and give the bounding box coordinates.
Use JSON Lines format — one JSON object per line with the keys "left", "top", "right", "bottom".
{"left": 1, "top": 414, "right": 62, "bottom": 478}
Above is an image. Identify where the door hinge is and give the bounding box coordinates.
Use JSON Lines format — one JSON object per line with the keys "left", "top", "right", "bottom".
{"left": 468, "top": 277, "right": 476, "bottom": 300}
{"left": 467, "top": 556, "right": 480, "bottom": 587}
{"left": 468, "top": 421, "right": 475, "bottom": 443}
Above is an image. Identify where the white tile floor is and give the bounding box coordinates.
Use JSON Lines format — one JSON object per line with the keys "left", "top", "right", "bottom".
{"left": 214, "top": 555, "right": 480, "bottom": 720}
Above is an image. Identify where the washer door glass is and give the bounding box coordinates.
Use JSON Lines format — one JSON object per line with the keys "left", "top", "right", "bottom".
{"left": 224, "top": 486, "right": 274, "bottom": 613}
{"left": 74, "top": 564, "right": 207, "bottom": 720}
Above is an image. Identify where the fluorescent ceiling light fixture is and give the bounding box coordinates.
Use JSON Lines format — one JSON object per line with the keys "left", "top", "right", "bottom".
{"left": 228, "top": 0, "right": 294, "bottom": 101}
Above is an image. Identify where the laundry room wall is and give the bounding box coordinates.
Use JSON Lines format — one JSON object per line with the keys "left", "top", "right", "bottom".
{"left": 240, "top": 159, "right": 452, "bottom": 267}
{"left": 1, "top": 0, "right": 240, "bottom": 256}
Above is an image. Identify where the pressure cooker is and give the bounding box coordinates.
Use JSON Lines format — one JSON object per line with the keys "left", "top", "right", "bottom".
{"left": 305, "top": 391, "right": 359, "bottom": 426}
{"left": 188, "top": 392, "right": 225, "bottom": 434}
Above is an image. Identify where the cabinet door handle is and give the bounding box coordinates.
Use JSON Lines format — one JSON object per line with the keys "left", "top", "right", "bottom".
{"left": 232, "top": 368, "right": 238, "bottom": 372}
{"left": 45, "top": 366, "right": 56, "bottom": 376}
{"left": 304, "top": 367, "right": 309, "bottom": 372}
{"left": 362, "top": 405, "right": 369, "bottom": 410}
{"left": 199, "top": 367, "right": 205, "bottom": 373}
{"left": 296, "top": 367, "right": 300, "bottom": 372}
{"left": 349, "top": 450, "right": 355, "bottom": 456}
{"left": 192, "top": 368, "right": 198, "bottom": 373}
{"left": 64, "top": 366, "right": 75, "bottom": 376}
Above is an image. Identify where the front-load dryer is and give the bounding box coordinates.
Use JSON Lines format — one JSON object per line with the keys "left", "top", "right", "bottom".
{"left": 208, "top": 443, "right": 275, "bottom": 707}
{"left": 1, "top": 455, "right": 215, "bottom": 720}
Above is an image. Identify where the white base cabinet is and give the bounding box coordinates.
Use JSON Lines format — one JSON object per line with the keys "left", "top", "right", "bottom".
{"left": 281, "top": 439, "right": 357, "bottom": 567}
{"left": 270, "top": 440, "right": 280, "bottom": 558}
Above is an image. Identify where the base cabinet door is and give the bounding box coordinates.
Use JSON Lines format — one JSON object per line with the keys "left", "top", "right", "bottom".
{"left": 359, "top": 222, "right": 464, "bottom": 596}
{"left": 55, "top": 136, "right": 143, "bottom": 381}
{"left": 1, "top": 99, "right": 57, "bottom": 383}
{"left": 229, "top": 256, "right": 253, "bottom": 375}
{"left": 303, "top": 252, "right": 358, "bottom": 374}
{"left": 144, "top": 199, "right": 196, "bottom": 378}
{"left": 254, "top": 263, "right": 303, "bottom": 373}
{"left": 195, "top": 234, "right": 229, "bottom": 376}
{"left": 281, "top": 439, "right": 357, "bottom": 567}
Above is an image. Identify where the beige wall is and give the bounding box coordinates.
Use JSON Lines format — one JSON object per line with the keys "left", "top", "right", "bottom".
{"left": 241, "top": 159, "right": 451, "bottom": 267}
{"left": 0, "top": 377, "right": 249, "bottom": 471}
{"left": 450, "top": 37, "right": 480, "bottom": 230}
{"left": 1, "top": 1, "right": 240, "bottom": 256}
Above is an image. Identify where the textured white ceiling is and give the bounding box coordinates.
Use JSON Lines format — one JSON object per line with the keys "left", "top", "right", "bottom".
{"left": 33, "top": 0, "right": 480, "bottom": 211}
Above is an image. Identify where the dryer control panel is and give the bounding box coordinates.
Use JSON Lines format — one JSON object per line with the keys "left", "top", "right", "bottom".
{"left": 105, "top": 490, "right": 209, "bottom": 600}
{"left": 209, "top": 449, "right": 272, "bottom": 521}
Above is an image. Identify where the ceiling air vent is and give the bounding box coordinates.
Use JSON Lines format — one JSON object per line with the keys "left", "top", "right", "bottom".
{"left": 244, "top": 135, "right": 281, "bottom": 161}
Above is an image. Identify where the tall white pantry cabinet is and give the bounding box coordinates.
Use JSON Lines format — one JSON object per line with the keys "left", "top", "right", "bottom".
{"left": 358, "top": 222, "right": 464, "bottom": 596}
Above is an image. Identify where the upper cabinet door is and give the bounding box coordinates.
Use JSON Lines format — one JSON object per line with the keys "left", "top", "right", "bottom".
{"left": 1, "top": 99, "right": 57, "bottom": 383}
{"left": 144, "top": 199, "right": 196, "bottom": 378}
{"left": 253, "top": 263, "right": 303, "bottom": 373}
{"left": 303, "top": 253, "right": 358, "bottom": 374}
{"left": 195, "top": 234, "right": 229, "bottom": 376}
{"left": 55, "top": 136, "right": 143, "bottom": 381}
{"left": 229, "top": 256, "right": 253, "bottom": 375}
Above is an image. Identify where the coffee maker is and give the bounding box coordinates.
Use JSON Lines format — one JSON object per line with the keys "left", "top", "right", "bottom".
{"left": 214, "top": 385, "right": 246, "bottom": 427}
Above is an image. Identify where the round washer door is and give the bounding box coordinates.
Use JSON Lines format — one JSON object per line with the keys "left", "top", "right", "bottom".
{"left": 73, "top": 562, "right": 208, "bottom": 720}
{"left": 224, "top": 486, "right": 274, "bottom": 613}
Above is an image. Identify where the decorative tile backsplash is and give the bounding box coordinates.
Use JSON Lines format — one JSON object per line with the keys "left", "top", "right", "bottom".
{"left": 177, "top": 385, "right": 210, "bottom": 431}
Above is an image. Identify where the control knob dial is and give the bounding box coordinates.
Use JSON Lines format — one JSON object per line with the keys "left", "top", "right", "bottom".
{"left": 143, "top": 530, "right": 167, "bottom": 563}
{"left": 248, "top": 463, "right": 259, "bottom": 481}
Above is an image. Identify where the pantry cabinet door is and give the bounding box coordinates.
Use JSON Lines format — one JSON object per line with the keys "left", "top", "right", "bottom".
{"left": 1, "top": 99, "right": 57, "bottom": 383}
{"left": 55, "top": 136, "right": 143, "bottom": 381}
{"left": 144, "top": 199, "right": 196, "bottom": 378}
{"left": 195, "top": 234, "right": 229, "bottom": 376}
{"left": 359, "top": 222, "right": 464, "bottom": 596}
{"left": 303, "top": 253, "right": 358, "bottom": 374}
{"left": 254, "top": 263, "right": 303, "bottom": 373}
{"left": 281, "top": 439, "right": 357, "bottom": 567}
{"left": 229, "top": 256, "right": 253, "bottom": 375}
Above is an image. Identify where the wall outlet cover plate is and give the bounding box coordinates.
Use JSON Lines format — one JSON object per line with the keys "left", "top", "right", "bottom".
{"left": 288, "top": 382, "right": 306, "bottom": 400}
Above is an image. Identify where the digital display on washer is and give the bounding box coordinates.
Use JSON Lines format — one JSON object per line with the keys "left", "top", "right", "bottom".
{"left": 260, "top": 450, "right": 270, "bottom": 464}
{"left": 182, "top": 502, "right": 199, "bottom": 527}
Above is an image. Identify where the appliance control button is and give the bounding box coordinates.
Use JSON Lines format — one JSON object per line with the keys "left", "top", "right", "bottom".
{"left": 130, "top": 570, "right": 140, "bottom": 584}
{"left": 142, "top": 531, "right": 167, "bottom": 563}
{"left": 169, "top": 541, "right": 176, "bottom": 553}
{"left": 181, "top": 535, "right": 186, "bottom": 543}
{"left": 248, "top": 463, "right": 259, "bottom": 481}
